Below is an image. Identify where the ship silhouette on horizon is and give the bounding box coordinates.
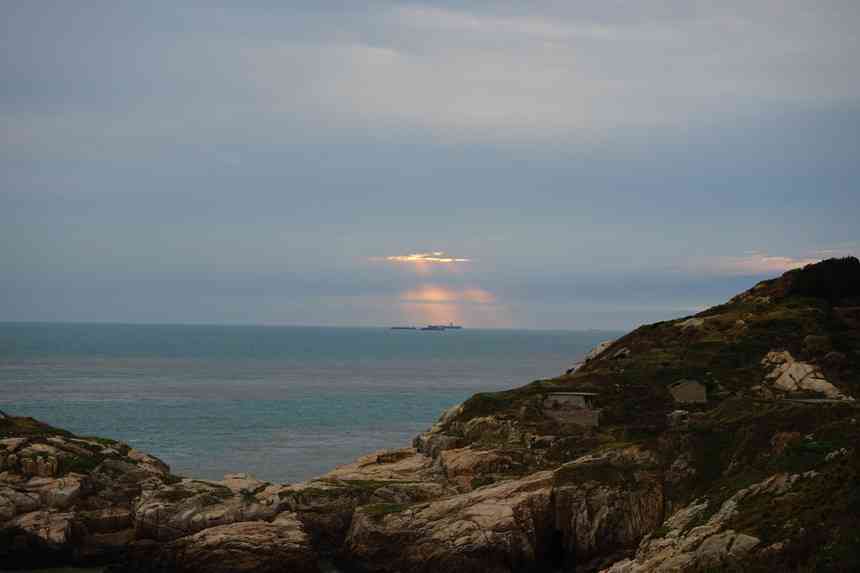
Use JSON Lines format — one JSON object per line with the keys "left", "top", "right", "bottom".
{"left": 390, "top": 322, "right": 463, "bottom": 331}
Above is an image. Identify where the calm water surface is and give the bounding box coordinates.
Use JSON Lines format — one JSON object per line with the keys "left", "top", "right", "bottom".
{"left": 0, "top": 323, "right": 617, "bottom": 483}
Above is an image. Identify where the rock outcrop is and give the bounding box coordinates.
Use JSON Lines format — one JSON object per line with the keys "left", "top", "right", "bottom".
{"left": 602, "top": 472, "right": 824, "bottom": 572}
{"left": 566, "top": 339, "right": 615, "bottom": 374}
{"left": 761, "top": 350, "right": 852, "bottom": 400}
{"left": 346, "top": 470, "right": 556, "bottom": 573}
{"left": 119, "top": 517, "right": 319, "bottom": 573}
{"left": 0, "top": 419, "right": 172, "bottom": 567}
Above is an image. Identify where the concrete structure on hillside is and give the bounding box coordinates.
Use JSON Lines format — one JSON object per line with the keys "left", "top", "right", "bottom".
{"left": 542, "top": 392, "right": 600, "bottom": 428}
{"left": 668, "top": 380, "right": 707, "bottom": 404}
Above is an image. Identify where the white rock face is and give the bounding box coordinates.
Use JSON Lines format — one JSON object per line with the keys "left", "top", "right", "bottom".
{"left": 565, "top": 339, "right": 618, "bottom": 374}
{"left": 585, "top": 340, "right": 615, "bottom": 361}
{"left": 437, "top": 402, "right": 464, "bottom": 426}
{"left": 677, "top": 317, "right": 705, "bottom": 329}
{"left": 761, "top": 351, "right": 852, "bottom": 400}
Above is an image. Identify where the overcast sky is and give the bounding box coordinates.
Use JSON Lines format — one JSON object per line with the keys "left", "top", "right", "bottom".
{"left": 2, "top": 1, "right": 858, "bottom": 329}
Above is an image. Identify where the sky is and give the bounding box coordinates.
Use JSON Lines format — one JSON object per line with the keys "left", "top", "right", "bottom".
{"left": 2, "top": 1, "right": 858, "bottom": 330}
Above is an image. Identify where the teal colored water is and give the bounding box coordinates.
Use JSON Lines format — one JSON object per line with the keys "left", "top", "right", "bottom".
{"left": 0, "top": 323, "right": 618, "bottom": 483}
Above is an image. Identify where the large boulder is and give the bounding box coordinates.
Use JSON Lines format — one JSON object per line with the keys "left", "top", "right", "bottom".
{"left": 117, "top": 515, "right": 318, "bottom": 573}
{"left": 346, "top": 470, "right": 556, "bottom": 573}
{"left": 133, "top": 479, "right": 280, "bottom": 541}
{"left": 277, "top": 448, "right": 453, "bottom": 551}
{"left": 0, "top": 419, "right": 174, "bottom": 566}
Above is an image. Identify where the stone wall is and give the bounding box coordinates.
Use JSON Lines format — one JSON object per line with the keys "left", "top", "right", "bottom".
{"left": 550, "top": 408, "right": 600, "bottom": 427}
{"left": 544, "top": 394, "right": 589, "bottom": 409}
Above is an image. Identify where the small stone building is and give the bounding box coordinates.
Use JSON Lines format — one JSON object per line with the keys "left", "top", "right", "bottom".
{"left": 668, "top": 380, "right": 707, "bottom": 404}
{"left": 542, "top": 392, "right": 600, "bottom": 427}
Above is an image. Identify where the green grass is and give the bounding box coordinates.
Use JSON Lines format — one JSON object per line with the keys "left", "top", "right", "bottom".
{"left": 61, "top": 454, "right": 101, "bottom": 475}
{"left": 0, "top": 416, "right": 71, "bottom": 438}
{"left": 80, "top": 436, "right": 120, "bottom": 446}
{"left": 470, "top": 475, "right": 495, "bottom": 489}
{"left": 282, "top": 486, "right": 347, "bottom": 500}
{"left": 553, "top": 460, "right": 638, "bottom": 487}
{"left": 154, "top": 488, "right": 198, "bottom": 503}
{"left": 650, "top": 524, "right": 671, "bottom": 538}
{"left": 320, "top": 478, "right": 420, "bottom": 490}
{"left": 776, "top": 441, "right": 838, "bottom": 473}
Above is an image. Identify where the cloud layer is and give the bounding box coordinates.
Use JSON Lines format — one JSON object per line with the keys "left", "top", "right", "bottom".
{"left": 1, "top": 2, "right": 858, "bottom": 329}
{"left": 690, "top": 253, "right": 823, "bottom": 276}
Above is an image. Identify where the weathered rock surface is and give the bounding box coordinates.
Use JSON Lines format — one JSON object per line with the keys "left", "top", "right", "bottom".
{"left": 762, "top": 350, "right": 852, "bottom": 400}
{"left": 677, "top": 317, "right": 705, "bottom": 329}
{"left": 345, "top": 446, "right": 664, "bottom": 572}
{"left": 1, "top": 422, "right": 446, "bottom": 570}
{"left": 275, "top": 447, "right": 454, "bottom": 551}
{"left": 133, "top": 478, "right": 281, "bottom": 541}
{"left": 119, "top": 516, "right": 319, "bottom": 573}
{"left": 566, "top": 339, "right": 616, "bottom": 373}
{"left": 554, "top": 447, "right": 664, "bottom": 567}
{"left": 346, "top": 470, "right": 556, "bottom": 573}
{"left": 439, "top": 446, "right": 526, "bottom": 490}
{"left": 0, "top": 419, "right": 174, "bottom": 567}
{"left": 602, "top": 472, "right": 821, "bottom": 572}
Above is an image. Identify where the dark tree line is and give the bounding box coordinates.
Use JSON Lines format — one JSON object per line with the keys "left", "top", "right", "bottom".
{"left": 788, "top": 257, "right": 860, "bottom": 303}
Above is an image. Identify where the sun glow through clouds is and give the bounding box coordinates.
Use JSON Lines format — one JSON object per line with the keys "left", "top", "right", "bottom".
{"left": 399, "top": 285, "right": 495, "bottom": 304}
{"left": 385, "top": 251, "right": 471, "bottom": 264}
{"left": 370, "top": 251, "right": 510, "bottom": 326}
{"left": 396, "top": 284, "right": 511, "bottom": 328}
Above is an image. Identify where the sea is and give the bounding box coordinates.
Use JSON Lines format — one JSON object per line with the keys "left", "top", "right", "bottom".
{"left": 0, "top": 322, "right": 618, "bottom": 484}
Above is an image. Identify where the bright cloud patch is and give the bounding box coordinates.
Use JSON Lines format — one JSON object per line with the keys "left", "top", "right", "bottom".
{"left": 701, "top": 252, "right": 822, "bottom": 275}
{"left": 385, "top": 251, "right": 471, "bottom": 264}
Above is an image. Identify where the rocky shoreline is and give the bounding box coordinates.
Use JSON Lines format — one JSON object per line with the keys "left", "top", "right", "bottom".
{"left": 3, "top": 258, "right": 860, "bottom": 572}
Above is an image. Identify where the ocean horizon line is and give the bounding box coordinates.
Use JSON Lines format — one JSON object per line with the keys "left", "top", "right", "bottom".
{"left": 0, "top": 319, "right": 622, "bottom": 334}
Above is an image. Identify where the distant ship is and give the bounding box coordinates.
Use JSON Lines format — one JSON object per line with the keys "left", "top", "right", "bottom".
{"left": 390, "top": 322, "right": 463, "bottom": 331}
{"left": 420, "top": 322, "right": 463, "bottom": 331}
